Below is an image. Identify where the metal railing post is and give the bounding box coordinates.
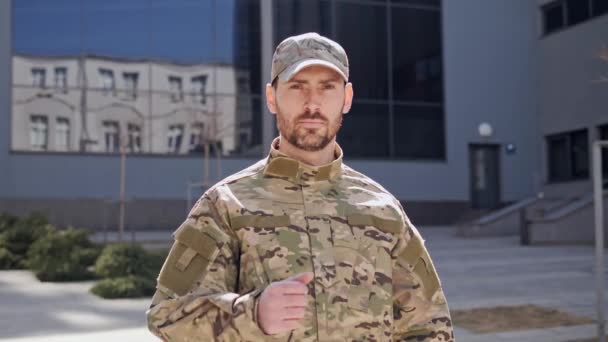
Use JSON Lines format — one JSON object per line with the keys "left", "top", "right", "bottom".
{"left": 594, "top": 141, "right": 607, "bottom": 342}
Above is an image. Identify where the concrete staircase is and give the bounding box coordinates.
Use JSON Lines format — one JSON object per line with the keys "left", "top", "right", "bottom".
{"left": 457, "top": 196, "right": 541, "bottom": 237}
{"left": 527, "top": 192, "right": 608, "bottom": 244}
{"left": 458, "top": 192, "right": 608, "bottom": 245}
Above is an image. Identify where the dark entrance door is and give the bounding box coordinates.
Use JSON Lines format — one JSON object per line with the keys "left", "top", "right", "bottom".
{"left": 469, "top": 144, "right": 501, "bottom": 209}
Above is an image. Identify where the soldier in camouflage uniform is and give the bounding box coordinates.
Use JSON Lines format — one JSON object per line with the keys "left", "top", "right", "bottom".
{"left": 147, "top": 32, "right": 454, "bottom": 342}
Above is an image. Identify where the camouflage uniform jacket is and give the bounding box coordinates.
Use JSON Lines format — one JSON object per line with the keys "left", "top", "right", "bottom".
{"left": 147, "top": 138, "right": 454, "bottom": 342}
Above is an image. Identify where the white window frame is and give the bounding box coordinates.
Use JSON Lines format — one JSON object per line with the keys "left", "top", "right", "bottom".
{"left": 54, "top": 67, "right": 68, "bottom": 92}
{"left": 169, "top": 76, "right": 183, "bottom": 102}
{"left": 31, "top": 68, "right": 46, "bottom": 88}
{"left": 127, "top": 123, "right": 142, "bottom": 153}
{"left": 123, "top": 72, "right": 139, "bottom": 100}
{"left": 55, "top": 117, "right": 70, "bottom": 151}
{"left": 29, "top": 115, "right": 48, "bottom": 151}
{"left": 102, "top": 121, "right": 120, "bottom": 153}
{"left": 99, "top": 68, "right": 116, "bottom": 95}
{"left": 168, "top": 124, "right": 184, "bottom": 154}
{"left": 191, "top": 75, "right": 207, "bottom": 104}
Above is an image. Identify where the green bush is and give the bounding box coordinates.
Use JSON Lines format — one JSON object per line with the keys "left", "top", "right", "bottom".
{"left": 26, "top": 227, "right": 101, "bottom": 281}
{"left": 0, "top": 247, "right": 18, "bottom": 269}
{"left": 90, "top": 275, "right": 156, "bottom": 299}
{"left": 0, "top": 213, "right": 53, "bottom": 269}
{"left": 94, "top": 243, "right": 162, "bottom": 279}
{"left": 0, "top": 213, "right": 17, "bottom": 233}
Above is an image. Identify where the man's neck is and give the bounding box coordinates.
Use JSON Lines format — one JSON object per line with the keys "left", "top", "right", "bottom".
{"left": 277, "top": 136, "right": 336, "bottom": 166}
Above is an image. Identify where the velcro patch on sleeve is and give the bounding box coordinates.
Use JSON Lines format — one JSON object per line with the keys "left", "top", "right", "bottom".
{"left": 157, "top": 223, "right": 225, "bottom": 296}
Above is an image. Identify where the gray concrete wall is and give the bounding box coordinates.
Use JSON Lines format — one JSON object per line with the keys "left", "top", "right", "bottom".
{"left": 442, "top": 0, "right": 540, "bottom": 202}
{"left": 538, "top": 9, "right": 608, "bottom": 197}
{"left": 0, "top": 1, "right": 540, "bottom": 229}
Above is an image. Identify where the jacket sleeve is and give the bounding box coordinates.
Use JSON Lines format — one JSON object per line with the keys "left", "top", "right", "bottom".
{"left": 391, "top": 215, "right": 455, "bottom": 342}
{"left": 146, "top": 194, "right": 269, "bottom": 341}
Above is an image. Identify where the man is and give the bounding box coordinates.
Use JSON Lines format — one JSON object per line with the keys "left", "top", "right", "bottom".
{"left": 147, "top": 32, "right": 454, "bottom": 342}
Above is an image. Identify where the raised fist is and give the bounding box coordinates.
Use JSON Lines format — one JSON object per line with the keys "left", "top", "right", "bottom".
{"left": 257, "top": 272, "right": 314, "bottom": 335}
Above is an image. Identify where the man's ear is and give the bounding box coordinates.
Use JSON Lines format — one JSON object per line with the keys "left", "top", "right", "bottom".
{"left": 342, "top": 82, "right": 354, "bottom": 114}
{"left": 266, "top": 83, "right": 277, "bottom": 114}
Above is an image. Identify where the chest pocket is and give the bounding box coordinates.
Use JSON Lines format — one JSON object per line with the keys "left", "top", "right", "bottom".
{"left": 232, "top": 214, "right": 296, "bottom": 288}
{"left": 331, "top": 214, "right": 400, "bottom": 314}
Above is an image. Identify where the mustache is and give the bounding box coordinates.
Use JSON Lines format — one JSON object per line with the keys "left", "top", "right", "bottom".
{"left": 296, "top": 111, "right": 328, "bottom": 122}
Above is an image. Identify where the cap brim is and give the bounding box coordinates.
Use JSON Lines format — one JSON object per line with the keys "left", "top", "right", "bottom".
{"left": 279, "top": 59, "right": 347, "bottom": 82}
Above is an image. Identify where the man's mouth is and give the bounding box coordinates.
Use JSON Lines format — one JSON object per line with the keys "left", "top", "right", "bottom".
{"left": 297, "top": 120, "right": 326, "bottom": 128}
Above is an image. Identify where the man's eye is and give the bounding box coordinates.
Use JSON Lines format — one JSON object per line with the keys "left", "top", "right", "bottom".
{"left": 323, "top": 84, "right": 335, "bottom": 90}
{"left": 289, "top": 84, "right": 302, "bottom": 89}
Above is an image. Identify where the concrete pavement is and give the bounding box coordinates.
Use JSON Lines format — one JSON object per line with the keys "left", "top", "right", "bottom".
{"left": 1, "top": 226, "right": 607, "bottom": 341}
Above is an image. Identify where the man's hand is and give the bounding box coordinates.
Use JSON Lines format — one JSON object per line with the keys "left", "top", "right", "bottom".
{"left": 257, "top": 272, "right": 314, "bottom": 335}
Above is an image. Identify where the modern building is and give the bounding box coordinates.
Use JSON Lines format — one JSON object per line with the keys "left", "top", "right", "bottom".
{"left": 3, "top": 0, "right": 595, "bottom": 236}
{"left": 460, "top": 0, "right": 608, "bottom": 243}
{"left": 538, "top": 0, "right": 608, "bottom": 197}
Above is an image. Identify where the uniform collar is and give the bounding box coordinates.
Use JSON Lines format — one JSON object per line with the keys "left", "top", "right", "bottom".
{"left": 263, "top": 137, "right": 343, "bottom": 183}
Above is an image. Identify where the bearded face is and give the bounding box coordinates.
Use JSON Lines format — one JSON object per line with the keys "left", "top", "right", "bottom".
{"left": 270, "top": 65, "right": 350, "bottom": 152}
{"left": 275, "top": 106, "right": 343, "bottom": 152}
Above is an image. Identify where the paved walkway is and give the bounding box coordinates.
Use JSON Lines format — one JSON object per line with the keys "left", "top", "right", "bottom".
{"left": 1, "top": 227, "right": 607, "bottom": 341}
{"left": 425, "top": 228, "right": 606, "bottom": 342}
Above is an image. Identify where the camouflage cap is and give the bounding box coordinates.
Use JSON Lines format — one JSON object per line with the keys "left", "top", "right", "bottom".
{"left": 271, "top": 32, "right": 349, "bottom": 83}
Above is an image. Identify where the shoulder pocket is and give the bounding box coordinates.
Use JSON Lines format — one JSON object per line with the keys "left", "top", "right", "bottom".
{"left": 157, "top": 223, "right": 228, "bottom": 297}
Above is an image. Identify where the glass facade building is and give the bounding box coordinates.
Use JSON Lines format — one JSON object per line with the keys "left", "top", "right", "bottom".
{"left": 11, "top": 0, "right": 444, "bottom": 160}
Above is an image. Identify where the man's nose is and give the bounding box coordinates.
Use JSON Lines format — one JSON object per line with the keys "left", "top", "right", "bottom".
{"left": 304, "top": 90, "right": 322, "bottom": 113}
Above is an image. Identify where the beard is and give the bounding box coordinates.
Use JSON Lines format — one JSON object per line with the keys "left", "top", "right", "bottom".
{"left": 276, "top": 106, "right": 343, "bottom": 152}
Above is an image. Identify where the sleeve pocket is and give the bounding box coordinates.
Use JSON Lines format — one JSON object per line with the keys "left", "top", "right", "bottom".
{"left": 397, "top": 231, "right": 441, "bottom": 301}
{"left": 157, "top": 223, "right": 227, "bottom": 297}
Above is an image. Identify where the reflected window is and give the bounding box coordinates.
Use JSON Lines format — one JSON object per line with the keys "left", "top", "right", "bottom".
{"left": 122, "top": 72, "right": 138, "bottom": 100}
{"left": 237, "top": 76, "right": 249, "bottom": 94}
{"left": 189, "top": 123, "right": 204, "bottom": 153}
{"left": 102, "top": 121, "right": 120, "bottom": 153}
{"left": 54, "top": 67, "right": 67, "bottom": 92}
{"left": 394, "top": 105, "right": 445, "bottom": 159}
{"left": 169, "top": 76, "right": 183, "bottom": 102}
{"left": 55, "top": 117, "right": 70, "bottom": 151}
{"left": 29, "top": 115, "right": 48, "bottom": 151}
{"left": 335, "top": 2, "right": 388, "bottom": 100}
{"left": 31, "top": 68, "right": 46, "bottom": 88}
{"left": 191, "top": 75, "right": 207, "bottom": 104}
{"left": 168, "top": 124, "right": 184, "bottom": 153}
{"left": 11, "top": 0, "right": 270, "bottom": 157}
{"left": 99, "top": 68, "right": 115, "bottom": 95}
{"left": 127, "top": 123, "right": 141, "bottom": 153}
{"left": 274, "top": 0, "right": 332, "bottom": 44}
{"left": 391, "top": 6, "right": 442, "bottom": 102}
{"left": 338, "top": 103, "right": 390, "bottom": 157}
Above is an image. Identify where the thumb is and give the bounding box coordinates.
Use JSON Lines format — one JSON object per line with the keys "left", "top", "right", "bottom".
{"left": 287, "top": 271, "right": 314, "bottom": 284}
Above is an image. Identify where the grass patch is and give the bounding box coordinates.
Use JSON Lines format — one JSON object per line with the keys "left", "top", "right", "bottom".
{"left": 452, "top": 305, "right": 594, "bottom": 333}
